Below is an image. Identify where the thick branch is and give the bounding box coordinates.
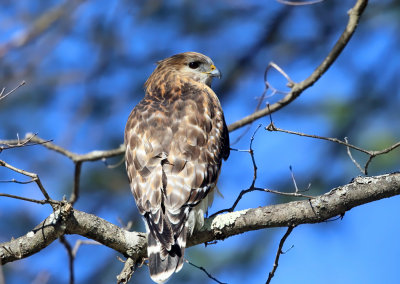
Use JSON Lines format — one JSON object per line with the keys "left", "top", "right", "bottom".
{"left": 2, "top": 172, "right": 399, "bottom": 266}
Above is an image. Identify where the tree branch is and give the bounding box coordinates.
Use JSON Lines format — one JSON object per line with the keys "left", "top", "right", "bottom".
{"left": 266, "top": 225, "right": 295, "bottom": 284}
{"left": 266, "top": 122, "right": 400, "bottom": 174}
{"left": 20, "top": 134, "right": 125, "bottom": 163}
{"left": 2, "top": 172, "right": 399, "bottom": 269}
{"left": 228, "top": 0, "right": 368, "bottom": 132}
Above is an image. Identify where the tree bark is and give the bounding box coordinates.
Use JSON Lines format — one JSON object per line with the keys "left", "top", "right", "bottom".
{"left": 1, "top": 172, "right": 399, "bottom": 266}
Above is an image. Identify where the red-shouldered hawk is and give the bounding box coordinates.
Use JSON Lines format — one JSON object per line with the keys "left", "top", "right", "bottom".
{"left": 124, "top": 52, "right": 230, "bottom": 283}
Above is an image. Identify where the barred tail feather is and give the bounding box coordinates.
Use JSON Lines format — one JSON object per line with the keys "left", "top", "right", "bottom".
{"left": 147, "top": 230, "right": 186, "bottom": 284}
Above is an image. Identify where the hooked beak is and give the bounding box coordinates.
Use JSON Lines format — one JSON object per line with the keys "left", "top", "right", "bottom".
{"left": 209, "top": 64, "right": 222, "bottom": 79}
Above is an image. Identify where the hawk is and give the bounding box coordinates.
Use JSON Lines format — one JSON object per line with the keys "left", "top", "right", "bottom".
{"left": 124, "top": 52, "right": 230, "bottom": 283}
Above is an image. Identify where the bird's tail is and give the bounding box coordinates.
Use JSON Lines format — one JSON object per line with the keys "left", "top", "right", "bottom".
{"left": 147, "top": 227, "right": 187, "bottom": 283}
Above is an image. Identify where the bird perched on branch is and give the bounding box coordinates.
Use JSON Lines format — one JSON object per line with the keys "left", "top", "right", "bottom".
{"left": 125, "top": 52, "right": 229, "bottom": 283}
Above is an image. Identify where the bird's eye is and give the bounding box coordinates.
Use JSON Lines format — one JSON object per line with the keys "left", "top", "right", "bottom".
{"left": 188, "top": 61, "right": 200, "bottom": 69}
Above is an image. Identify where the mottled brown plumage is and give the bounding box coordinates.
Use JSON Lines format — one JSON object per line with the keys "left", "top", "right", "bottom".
{"left": 124, "top": 52, "right": 229, "bottom": 283}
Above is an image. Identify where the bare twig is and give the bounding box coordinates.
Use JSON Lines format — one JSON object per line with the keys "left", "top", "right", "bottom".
{"left": 0, "top": 81, "right": 26, "bottom": 101}
{"left": 102, "top": 156, "right": 125, "bottom": 169}
{"left": 345, "top": 137, "right": 365, "bottom": 174}
{"left": 0, "top": 193, "right": 58, "bottom": 205}
{"left": 59, "top": 236, "right": 75, "bottom": 284}
{"left": 264, "top": 62, "right": 295, "bottom": 89}
{"left": 228, "top": 0, "right": 368, "bottom": 132}
{"left": 211, "top": 125, "right": 262, "bottom": 217}
{"left": 266, "top": 225, "right": 296, "bottom": 284}
{"left": 258, "top": 187, "right": 315, "bottom": 199}
{"left": 0, "top": 1, "right": 80, "bottom": 57}
{"left": 2, "top": 133, "right": 124, "bottom": 206}
{"left": 0, "top": 178, "right": 35, "bottom": 185}
{"left": 185, "top": 259, "right": 227, "bottom": 284}
{"left": 72, "top": 240, "right": 99, "bottom": 257}
{"left": 289, "top": 166, "right": 311, "bottom": 194}
{"left": 31, "top": 271, "right": 50, "bottom": 284}
{"left": 277, "top": 0, "right": 324, "bottom": 6}
{"left": 212, "top": 124, "right": 315, "bottom": 217}
{"left": 266, "top": 122, "right": 400, "bottom": 174}
{"left": 0, "top": 160, "right": 54, "bottom": 205}
{"left": 70, "top": 161, "right": 82, "bottom": 204}
{"left": 21, "top": 134, "right": 125, "bottom": 163}
{"left": 0, "top": 133, "right": 52, "bottom": 153}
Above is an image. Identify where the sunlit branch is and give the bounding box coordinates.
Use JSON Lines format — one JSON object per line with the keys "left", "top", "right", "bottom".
{"left": 0, "top": 1, "right": 80, "bottom": 57}
{"left": 70, "top": 161, "right": 82, "bottom": 204}
{"left": 1, "top": 173, "right": 399, "bottom": 268}
{"left": 0, "top": 81, "right": 26, "bottom": 101}
{"left": 211, "top": 125, "right": 262, "bottom": 217}
{"left": 0, "top": 133, "right": 53, "bottom": 153}
{"left": 0, "top": 193, "right": 56, "bottom": 205}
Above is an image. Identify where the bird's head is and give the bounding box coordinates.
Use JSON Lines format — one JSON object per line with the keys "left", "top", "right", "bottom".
{"left": 153, "top": 52, "right": 221, "bottom": 87}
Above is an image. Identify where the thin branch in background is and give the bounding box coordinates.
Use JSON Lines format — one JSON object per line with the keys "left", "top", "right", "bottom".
{"left": 345, "top": 137, "right": 365, "bottom": 174}
{"left": 0, "top": 159, "right": 55, "bottom": 208}
{"left": 249, "top": 124, "right": 261, "bottom": 188}
{"left": 213, "top": 123, "right": 317, "bottom": 217}
{"left": 0, "top": 193, "right": 54, "bottom": 205}
{"left": 0, "top": 1, "right": 80, "bottom": 57}
{"left": 21, "top": 133, "right": 125, "bottom": 163}
{"left": 72, "top": 240, "right": 99, "bottom": 257}
{"left": 102, "top": 156, "right": 125, "bottom": 169}
{"left": 0, "top": 81, "right": 26, "bottom": 101}
{"left": 277, "top": 0, "right": 325, "bottom": 6}
{"left": 31, "top": 271, "right": 50, "bottom": 284}
{"left": 231, "top": 61, "right": 295, "bottom": 146}
{"left": 266, "top": 122, "right": 400, "bottom": 174}
{"left": 289, "top": 166, "right": 311, "bottom": 194}
{"left": 266, "top": 225, "right": 296, "bottom": 284}
{"left": 266, "top": 122, "right": 370, "bottom": 154}
{"left": 211, "top": 125, "right": 262, "bottom": 217}
{"left": 117, "top": 218, "right": 133, "bottom": 231}
{"left": 0, "top": 133, "right": 53, "bottom": 152}
{"left": 230, "top": 67, "right": 273, "bottom": 146}
{"left": 258, "top": 187, "right": 314, "bottom": 199}
{"left": 59, "top": 236, "right": 75, "bottom": 284}
{"left": 364, "top": 141, "right": 400, "bottom": 174}
{"left": 185, "top": 259, "right": 227, "bottom": 284}
{"left": 228, "top": 0, "right": 368, "bottom": 132}
{"left": 70, "top": 161, "right": 82, "bottom": 204}
{"left": 289, "top": 166, "right": 300, "bottom": 193}
{"left": 264, "top": 62, "right": 295, "bottom": 90}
